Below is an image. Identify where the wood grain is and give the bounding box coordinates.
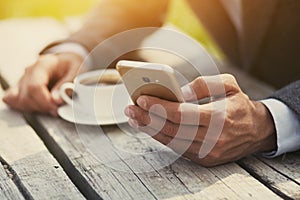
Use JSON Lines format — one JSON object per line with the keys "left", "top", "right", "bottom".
{"left": 0, "top": 81, "right": 84, "bottom": 198}
{"left": 240, "top": 156, "right": 300, "bottom": 199}
{"left": 1, "top": 18, "right": 300, "bottom": 199}
{"left": 37, "top": 116, "right": 280, "bottom": 199}
{"left": 0, "top": 156, "right": 24, "bottom": 200}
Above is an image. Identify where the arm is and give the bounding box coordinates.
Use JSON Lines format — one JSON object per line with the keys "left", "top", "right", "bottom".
{"left": 270, "top": 80, "right": 300, "bottom": 116}
{"left": 3, "top": 0, "right": 170, "bottom": 115}
{"left": 65, "top": 0, "right": 170, "bottom": 52}
{"left": 43, "top": 0, "right": 170, "bottom": 68}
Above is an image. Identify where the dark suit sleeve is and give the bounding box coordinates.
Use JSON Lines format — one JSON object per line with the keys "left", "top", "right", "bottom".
{"left": 270, "top": 80, "right": 300, "bottom": 116}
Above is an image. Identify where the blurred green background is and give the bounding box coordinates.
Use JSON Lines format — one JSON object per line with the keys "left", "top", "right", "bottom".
{"left": 0, "top": 0, "right": 222, "bottom": 57}
{"left": 0, "top": 0, "right": 98, "bottom": 19}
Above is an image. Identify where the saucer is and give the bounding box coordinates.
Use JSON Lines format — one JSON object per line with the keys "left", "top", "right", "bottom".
{"left": 58, "top": 104, "right": 129, "bottom": 125}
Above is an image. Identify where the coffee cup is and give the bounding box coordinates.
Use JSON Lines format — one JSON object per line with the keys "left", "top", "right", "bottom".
{"left": 59, "top": 69, "right": 131, "bottom": 123}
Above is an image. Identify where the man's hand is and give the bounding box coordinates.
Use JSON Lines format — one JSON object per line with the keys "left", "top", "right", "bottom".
{"left": 2, "top": 53, "right": 83, "bottom": 116}
{"left": 125, "top": 74, "right": 277, "bottom": 167}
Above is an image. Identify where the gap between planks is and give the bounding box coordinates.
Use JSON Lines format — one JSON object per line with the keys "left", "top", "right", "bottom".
{"left": 0, "top": 74, "right": 84, "bottom": 200}
{"left": 34, "top": 115, "right": 281, "bottom": 199}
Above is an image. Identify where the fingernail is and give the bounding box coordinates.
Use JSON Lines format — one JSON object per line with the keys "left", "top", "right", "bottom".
{"left": 137, "top": 97, "right": 147, "bottom": 108}
{"left": 124, "top": 107, "right": 135, "bottom": 118}
{"left": 128, "top": 119, "right": 139, "bottom": 129}
{"left": 181, "top": 84, "right": 195, "bottom": 101}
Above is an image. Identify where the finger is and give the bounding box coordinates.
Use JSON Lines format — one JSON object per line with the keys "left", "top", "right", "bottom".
{"left": 4, "top": 89, "right": 40, "bottom": 112}
{"left": 137, "top": 125, "right": 202, "bottom": 156}
{"left": 136, "top": 95, "right": 212, "bottom": 125}
{"left": 50, "top": 66, "right": 79, "bottom": 105}
{"left": 2, "top": 87, "right": 20, "bottom": 107}
{"left": 126, "top": 105, "right": 207, "bottom": 142}
{"left": 14, "top": 64, "right": 54, "bottom": 113}
{"left": 17, "top": 77, "right": 57, "bottom": 115}
{"left": 25, "top": 85, "right": 58, "bottom": 115}
{"left": 17, "top": 98, "right": 41, "bottom": 112}
{"left": 181, "top": 74, "right": 240, "bottom": 101}
{"left": 3, "top": 87, "right": 39, "bottom": 112}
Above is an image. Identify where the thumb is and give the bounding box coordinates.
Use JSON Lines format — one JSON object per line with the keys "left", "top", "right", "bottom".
{"left": 181, "top": 74, "right": 239, "bottom": 102}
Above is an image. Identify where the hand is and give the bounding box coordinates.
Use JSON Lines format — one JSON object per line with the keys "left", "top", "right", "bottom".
{"left": 125, "top": 74, "right": 277, "bottom": 167}
{"left": 2, "top": 53, "right": 83, "bottom": 116}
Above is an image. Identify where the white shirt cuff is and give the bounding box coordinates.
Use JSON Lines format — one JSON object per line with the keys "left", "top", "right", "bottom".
{"left": 43, "top": 42, "right": 93, "bottom": 70}
{"left": 261, "top": 98, "right": 300, "bottom": 157}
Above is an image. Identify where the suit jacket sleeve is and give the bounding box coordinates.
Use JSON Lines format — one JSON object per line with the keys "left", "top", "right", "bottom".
{"left": 270, "top": 80, "right": 300, "bottom": 116}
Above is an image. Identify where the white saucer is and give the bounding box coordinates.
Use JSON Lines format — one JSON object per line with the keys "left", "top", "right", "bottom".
{"left": 58, "top": 104, "right": 129, "bottom": 125}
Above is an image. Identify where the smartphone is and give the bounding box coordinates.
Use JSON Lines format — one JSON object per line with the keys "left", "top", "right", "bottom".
{"left": 116, "top": 60, "right": 185, "bottom": 104}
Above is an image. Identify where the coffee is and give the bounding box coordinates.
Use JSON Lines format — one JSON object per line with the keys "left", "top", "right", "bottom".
{"left": 59, "top": 69, "right": 131, "bottom": 120}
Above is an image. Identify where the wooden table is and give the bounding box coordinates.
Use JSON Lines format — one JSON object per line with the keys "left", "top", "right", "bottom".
{"left": 0, "top": 18, "right": 299, "bottom": 200}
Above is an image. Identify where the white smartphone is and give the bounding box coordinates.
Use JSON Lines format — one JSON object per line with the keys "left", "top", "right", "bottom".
{"left": 116, "top": 60, "right": 185, "bottom": 104}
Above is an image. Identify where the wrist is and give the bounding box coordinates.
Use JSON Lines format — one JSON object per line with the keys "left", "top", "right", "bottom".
{"left": 41, "top": 42, "right": 93, "bottom": 71}
{"left": 56, "top": 52, "right": 84, "bottom": 67}
{"left": 253, "top": 101, "right": 277, "bottom": 153}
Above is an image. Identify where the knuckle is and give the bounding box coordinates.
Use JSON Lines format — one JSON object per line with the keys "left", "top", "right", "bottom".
{"left": 151, "top": 104, "right": 162, "bottom": 114}
{"left": 222, "top": 73, "right": 236, "bottom": 83}
{"left": 170, "top": 109, "right": 182, "bottom": 123}
{"left": 163, "top": 123, "right": 177, "bottom": 136}
{"left": 208, "top": 150, "right": 221, "bottom": 160}
{"left": 144, "top": 113, "right": 152, "bottom": 125}
{"left": 194, "top": 76, "right": 203, "bottom": 84}
{"left": 193, "top": 77, "right": 206, "bottom": 88}
{"left": 241, "top": 93, "right": 250, "bottom": 101}
{"left": 215, "top": 138, "right": 225, "bottom": 148}
{"left": 224, "top": 115, "right": 235, "bottom": 129}
{"left": 223, "top": 74, "right": 237, "bottom": 85}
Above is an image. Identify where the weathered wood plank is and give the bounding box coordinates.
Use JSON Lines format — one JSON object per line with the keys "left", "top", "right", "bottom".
{"left": 0, "top": 85, "right": 25, "bottom": 200}
{"left": 0, "top": 83, "right": 84, "bottom": 199}
{"left": 33, "top": 118, "right": 157, "bottom": 200}
{"left": 0, "top": 156, "right": 24, "bottom": 200}
{"left": 260, "top": 152, "right": 300, "bottom": 185}
{"left": 240, "top": 156, "right": 300, "bottom": 199}
{"left": 36, "top": 115, "right": 280, "bottom": 199}
{"left": 2, "top": 18, "right": 300, "bottom": 199}
{"left": 106, "top": 124, "right": 280, "bottom": 199}
{"left": 170, "top": 158, "right": 277, "bottom": 199}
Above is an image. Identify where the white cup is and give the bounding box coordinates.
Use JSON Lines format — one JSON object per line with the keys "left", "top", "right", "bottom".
{"left": 59, "top": 69, "right": 131, "bottom": 122}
